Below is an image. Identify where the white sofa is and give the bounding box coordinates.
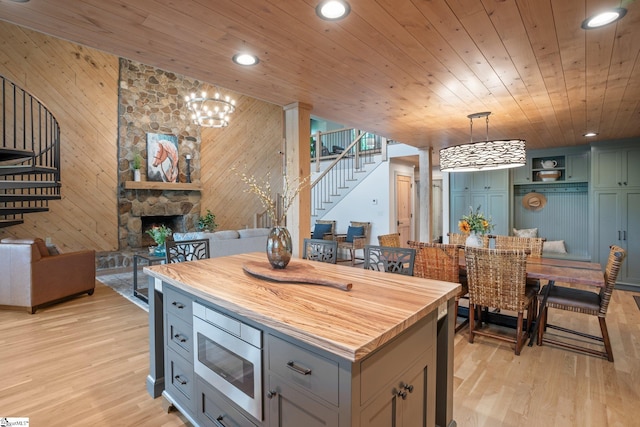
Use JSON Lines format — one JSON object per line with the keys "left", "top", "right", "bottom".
{"left": 173, "top": 228, "right": 270, "bottom": 258}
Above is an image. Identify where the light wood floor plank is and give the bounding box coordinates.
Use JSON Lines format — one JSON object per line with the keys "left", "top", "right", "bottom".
{"left": 0, "top": 280, "right": 639, "bottom": 426}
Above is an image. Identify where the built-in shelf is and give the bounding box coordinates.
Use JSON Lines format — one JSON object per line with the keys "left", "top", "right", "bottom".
{"left": 124, "top": 181, "right": 201, "bottom": 191}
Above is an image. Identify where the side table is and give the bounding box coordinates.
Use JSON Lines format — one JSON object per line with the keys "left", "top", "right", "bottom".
{"left": 133, "top": 253, "right": 165, "bottom": 303}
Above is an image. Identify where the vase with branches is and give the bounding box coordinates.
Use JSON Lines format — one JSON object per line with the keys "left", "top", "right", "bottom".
{"left": 233, "top": 166, "right": 309, "bottom": 268}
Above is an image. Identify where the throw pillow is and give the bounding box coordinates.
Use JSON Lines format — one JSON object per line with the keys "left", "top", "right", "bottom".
{"left": 47, "top": 244, "right": 61, "bottom": 256}
{"left": 543, "top": 240, "right": 567, "bottom": 254}
{"left": 513, "top": 228, "right": 538, "bottom": 238}
{"left": 346, "top": 226, "right": 364, "bottom": 243}
{"left": 312, "top": 223, "right": 332, "bottom": 239}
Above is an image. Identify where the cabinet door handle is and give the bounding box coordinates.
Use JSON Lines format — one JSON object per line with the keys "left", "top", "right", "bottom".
{"left": 171, "top": 301, "right": 185, "bottom": 309}
{"left": 287, "top": 360, "right": 312, "bottom": 375}
{"left": 623, "top": 231, "right": 627, "bottom": 241}
{"left": 213, "top": 415, "right": 228, "bottom": 427}
{"left": 174, "top": 375, "right": 187, "bottom": 385}
{"left": 618, "top": 231, "right": 621, "bottom": 240}
{"left": 397, "top": 389, "right": 408, "bottom": 400}
{"left": 618, "top": 182, "right": 622, "bottom": 186}
{"left": 401, "top": 382, "right": 414, "bottom": 393}
{"left": 173, "top": 333, "right": 187, "bottom": 343}
{"left": 267, "top": 389, "right": 278, "bottom": 399}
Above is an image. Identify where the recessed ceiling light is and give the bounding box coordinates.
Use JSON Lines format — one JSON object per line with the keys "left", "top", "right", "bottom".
{"left": 232, "top": 53, "right": 259, "bottom": 66}
{"left": 583, "top": 132, "right": 598, "bottom": 137}
{"left": 316, "top": 0, "right": 351, "bottom": 21}
{"left": 581, "top": 8, "right": 627, "bottom": 29}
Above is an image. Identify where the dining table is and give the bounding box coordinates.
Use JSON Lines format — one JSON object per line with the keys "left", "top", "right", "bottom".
{"left": 457, "top": 251, "right": 605, "bottom": 346}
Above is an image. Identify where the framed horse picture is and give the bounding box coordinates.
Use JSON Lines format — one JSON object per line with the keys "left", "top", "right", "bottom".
{"left": 147, "top": 133, "right": 179, "bottom": 182}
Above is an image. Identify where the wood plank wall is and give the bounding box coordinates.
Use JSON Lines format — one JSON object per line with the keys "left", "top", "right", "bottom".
{"left": 0, "top": 21, "right": 119, "bottom": 252}
{"left": 0, "top": 20, "right": 284, "bottom": 251}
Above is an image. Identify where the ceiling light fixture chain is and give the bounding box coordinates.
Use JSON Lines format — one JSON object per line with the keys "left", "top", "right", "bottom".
{"left": 185, "top": 88, "right": 236, "bottom": 128}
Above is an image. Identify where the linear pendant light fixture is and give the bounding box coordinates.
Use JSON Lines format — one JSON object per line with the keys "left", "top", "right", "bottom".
{"left": 439, "top": 112, "right": 526, "bottom": 172}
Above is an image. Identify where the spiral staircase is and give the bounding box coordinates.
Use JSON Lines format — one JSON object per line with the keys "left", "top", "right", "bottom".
{"left": 0, "top": 75, "right": 61, "bottom": 228}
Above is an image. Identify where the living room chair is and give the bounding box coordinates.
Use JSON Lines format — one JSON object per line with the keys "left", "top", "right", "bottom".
{"left": 165, "top": 238, "right": 210, "bottom": 263}
{"left": 0, "top": 238, "right": 96, "bottom": 313}
{"left": 408, "top": 241, "right": 467, "bottom": 332}
{"left": 377, "top": 233, "right": 401, "bottom": 247}
{"left": 364, "top": 245, "right": 416, "bottom": 276}
{"left": 302, "top": 238, "right": 338, "bottom": 264}
{"left": 536, "top": 245, "right": 626, "bottom": 362}
{"left": 336, "top": 221, "right": 371, "bottom": 265}
{"left": 311, "top": 219, "right": 336, "bottom": 240}
{"left": 464, "top": 247, "right": 536, "bottom": 355}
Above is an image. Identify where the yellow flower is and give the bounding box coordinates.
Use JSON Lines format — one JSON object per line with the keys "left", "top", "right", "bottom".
{"left": 459, "top": 220, "right": 471, "bottom": 233}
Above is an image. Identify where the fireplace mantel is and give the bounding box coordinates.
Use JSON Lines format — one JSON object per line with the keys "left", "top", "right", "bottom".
{"left": 124, "top": 181, "right": 202, "bottom": 191}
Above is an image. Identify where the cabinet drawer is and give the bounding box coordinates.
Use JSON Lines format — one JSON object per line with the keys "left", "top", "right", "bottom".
{"left": 166, "top": 347, "right": 194, "bottom": 411}
{"left": 196, "top": 376, "right": 259, "bottom": 427}
{"left": 360, "top": 313, "right": 435, "bottom": 405}
{"left": 268, "top": 335, "right": 339, "bottom": 406}
{"left": 166, "top": 313, "right": 193, "bottom": 360}
{"left": 164, "top": 285, "right": 192, "bottom": 321}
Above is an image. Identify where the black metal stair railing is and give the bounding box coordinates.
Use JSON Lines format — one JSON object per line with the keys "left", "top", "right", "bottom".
{"left": 0, "top": 74, "right": 61, "bottom": 227}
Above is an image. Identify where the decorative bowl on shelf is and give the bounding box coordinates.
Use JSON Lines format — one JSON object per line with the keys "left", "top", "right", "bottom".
{"left": 537, "top": 170, "right": 561, "bottom": 181}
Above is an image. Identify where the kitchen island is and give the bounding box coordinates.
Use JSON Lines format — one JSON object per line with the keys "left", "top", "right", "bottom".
{"left": 145, "top": 252, "right": 459, "bottom": 427}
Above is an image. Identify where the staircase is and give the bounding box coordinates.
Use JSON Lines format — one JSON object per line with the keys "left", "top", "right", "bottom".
{"left": 310, "top": 128, "right": 387, "bottom": 218}
{"left": 0, "top": 75, "right": 61, "bottom": 228}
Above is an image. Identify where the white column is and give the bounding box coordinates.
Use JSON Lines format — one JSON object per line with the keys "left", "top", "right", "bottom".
{"left": 418, "top": 148, "right": 433, "bottom": 242}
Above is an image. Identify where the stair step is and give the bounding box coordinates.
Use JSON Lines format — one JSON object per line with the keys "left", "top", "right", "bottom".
{"left": 0, "top": 147, "right": 35, "bottom": 164}
{"left": 0, "top": 180, "right": 61, "bottom": 189}
{"left": 0, "top": 165, "right": 57, "bottom": 176}
{"left": 0, "top": 206, "right": 49, "bottom": 215}
{"left": 0, "top": 219, "right": 24, "bottom": 228}
{"left": 0, "top": 194, "right": 61, "bottom": 202}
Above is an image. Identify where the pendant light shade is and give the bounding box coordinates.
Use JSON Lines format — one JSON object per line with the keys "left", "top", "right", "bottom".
{"left": 439, "top": 112, "right": 526, "bottom": 172}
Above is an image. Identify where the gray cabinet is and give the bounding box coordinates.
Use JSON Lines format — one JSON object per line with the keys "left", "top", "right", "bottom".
{"left": 593, "top": 190, "right": 640, "bottom": 287}
{"left": 360, "top": 350, "right": 433, "bottom": 427}
{"left": 565, "top": 152, "right": 589, "bottom": 182}
{"left": 450, "top": 169, "right": 509, "bottom": 236}
{"left": 592, "top": 146, "right": 640, "bottom": 189}
{"left": 163, "top": 285, "right": 195, "bottom": 414}
{"left": 266, "top": 334, "right": 340, "bottom": 426}
{"left": 592, "top": 143, "right": 640, "bottom": 288}
{"left": 196, "top": 377, "right": 259, "bottom": 427}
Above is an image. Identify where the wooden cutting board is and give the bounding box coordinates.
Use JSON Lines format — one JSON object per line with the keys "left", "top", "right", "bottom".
{"left": 242, "top": 260, "right": 352, "bottom": 291}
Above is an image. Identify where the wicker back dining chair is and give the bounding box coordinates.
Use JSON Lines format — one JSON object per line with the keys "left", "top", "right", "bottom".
{"left": 536, "top": 245, "right": 626, "bottom": 362}
{"left": 494, "top": 235, "right": 545, "bottom": 257}
{"left": 336, "top": 221, "right": 371, "bottom": 265}
{"left": 408, "top": 241, "right": 467, "bottom": 332}
{"left": 464, "top": 247, "right": 536, "bottom": 355}
{"left": 302, "top": 238, "right": 338, "bottom": 264}
{"left": 165, "top": 238, "right": 210, "bottom": 263}
{"left": 364, "top": 245, "right": 416, "bottom": 276}
{"left": 377, "top": 233, "right": 401, "bottom": 247}
{"left": 447, "top": 232, "right": 490, "bottom": 248}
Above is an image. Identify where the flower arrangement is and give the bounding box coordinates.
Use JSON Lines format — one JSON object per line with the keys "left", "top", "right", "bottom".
{"left": 233, "top": 166, "right": 309, "bottom": 227}
{"left": 146, "top": 224, "right": 172, "bottom": 245}
{"left": 458, "top": 206, "right": 494, "bottom": 235}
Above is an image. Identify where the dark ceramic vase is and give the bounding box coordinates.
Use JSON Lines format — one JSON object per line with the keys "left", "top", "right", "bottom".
{"left": 266, "top": 226, "right": 292, "bottom": 269}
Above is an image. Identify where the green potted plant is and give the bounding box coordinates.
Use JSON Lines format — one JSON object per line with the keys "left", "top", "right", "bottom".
{"left": 132, "top": 153, "right": 143, "bottom": 182}
{"left": 197, "top": 209, "right": 218, "bottom": 232}
{"left": 146, "top": 224, "right": 172, "bottom": 256}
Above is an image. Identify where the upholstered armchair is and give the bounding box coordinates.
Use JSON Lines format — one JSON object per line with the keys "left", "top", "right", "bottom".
{"left": 311, "top": 219, "right": 336, "bottom": 240}
{"left": 0, "top": 238, "right": 95, "bottom": 313}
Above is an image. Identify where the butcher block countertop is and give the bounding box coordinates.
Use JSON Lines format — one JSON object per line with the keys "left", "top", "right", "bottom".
{"left": 145, "top": 252, "right": 460, "bottom": 362}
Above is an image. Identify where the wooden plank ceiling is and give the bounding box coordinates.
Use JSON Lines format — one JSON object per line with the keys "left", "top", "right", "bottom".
{"left": 0, "top": 0, "right": 638, "bottom": 152}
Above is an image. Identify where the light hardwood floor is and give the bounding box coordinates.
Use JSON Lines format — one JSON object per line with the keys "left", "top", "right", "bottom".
{"left": 1, "top": 281, "right": 639, "bottom": 426}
